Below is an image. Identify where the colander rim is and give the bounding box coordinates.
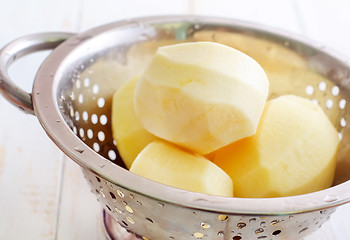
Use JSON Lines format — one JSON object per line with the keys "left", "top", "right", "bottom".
{"left": 33, "top": 15, "right": 350, "bottom": 215}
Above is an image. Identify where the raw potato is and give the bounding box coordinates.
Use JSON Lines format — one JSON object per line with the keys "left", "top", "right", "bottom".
{"left": 112, "top": 77, "right": 159, "bottom": 169}
{"left": 130, "top": 141, "right": 234, "bottom": 197}
{"left": 134, "top": 42, "right": 269, "bottom": 154}
{"left": 213, "top": 95, "right": 339, "bottom": 198}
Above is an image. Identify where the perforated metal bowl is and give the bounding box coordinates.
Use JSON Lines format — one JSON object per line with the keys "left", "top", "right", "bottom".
{"left": 1, "top": 16, "right": 350, "bottom": 240}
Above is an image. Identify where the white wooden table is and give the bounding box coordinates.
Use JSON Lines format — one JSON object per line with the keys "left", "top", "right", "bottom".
{"left": 1, "top": 0, "right": 350, "bottom": 239}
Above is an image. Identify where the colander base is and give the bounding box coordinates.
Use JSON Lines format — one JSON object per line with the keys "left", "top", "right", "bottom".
{"left": 103, "top": 210, "right": 139, "bottom": 240}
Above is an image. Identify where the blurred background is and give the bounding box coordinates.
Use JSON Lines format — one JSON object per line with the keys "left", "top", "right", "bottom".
{"left": 1, "top": 0, "right": 350, "bottom": 239}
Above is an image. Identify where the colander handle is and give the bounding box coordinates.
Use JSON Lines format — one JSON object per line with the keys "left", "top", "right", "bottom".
{"left": 0, "top": 32, "right": 75, "bottom": 115}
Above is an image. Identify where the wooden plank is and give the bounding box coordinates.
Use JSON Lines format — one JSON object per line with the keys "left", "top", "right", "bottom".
{"left": 0, "top": 0, "right": 79, "bottom": 239}
{"left": 294, "top": 0, "right": 350, "bottom": 55}
{"left": 0, "top": 105, "right": 64, "bottom": 239}
{"left": 79, "top": 0, "right": 189, "bottom": 31}
{"left": 191, "top": 0, "right": 302, "bottom": 34}
{"left": 55, "top": 158, "right": 105, "bottom": 239}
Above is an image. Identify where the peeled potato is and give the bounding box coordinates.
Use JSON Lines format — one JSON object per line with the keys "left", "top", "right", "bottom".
{"left": 213, "top": 95, "right": 339, "bottom": 198}
{"left": 130, "top": 141, "right": 233, "bottom": 197}
{"left": 112, "top": 77, "right": 159, "bottom": 169}
{"left": 134, "top": 42, "right": 269, "bottom": 154}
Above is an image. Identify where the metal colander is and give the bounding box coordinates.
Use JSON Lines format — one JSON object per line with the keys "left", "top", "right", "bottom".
{"left": 1, "top": 16, "right": 350, "bottom": 240}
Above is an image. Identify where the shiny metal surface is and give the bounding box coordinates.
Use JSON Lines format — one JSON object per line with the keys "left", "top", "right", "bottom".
{"left": 0, "top": 32, "right": 74, "bottom": 114}
{"left": 1, "top": 16, "right": 350, "bottom": 239}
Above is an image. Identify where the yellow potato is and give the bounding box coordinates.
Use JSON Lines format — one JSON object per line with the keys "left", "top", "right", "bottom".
{"left": 213, "top": 95, "right": 339, "bottom": 198}
{"left": 134, "top": 42, "right": 269, "bottom": 154}
{"left": 130, "top": 141, "right": 233, "bottom": 197}
{"left": 111, "top": 77, "right": 159, "bottom": 169}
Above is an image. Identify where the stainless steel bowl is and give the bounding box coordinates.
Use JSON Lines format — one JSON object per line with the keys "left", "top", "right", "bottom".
{"left": 1, "top": 16, "right": 350, "bottom": 240}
